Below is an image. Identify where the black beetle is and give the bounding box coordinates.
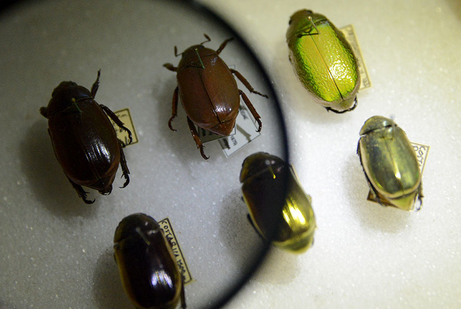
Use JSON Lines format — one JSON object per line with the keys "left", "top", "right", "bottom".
{"left": 114, "top": 213, "right": 186, "bottom": 309}
{"left": 164, "top": 34, "right": 268, "bottom": 159}
{"left": 40, "top": 70, "right": 132, "bottom": 204}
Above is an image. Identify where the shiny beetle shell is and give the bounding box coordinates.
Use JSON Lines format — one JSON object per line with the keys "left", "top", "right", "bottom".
{"left": 240, "top": 152, "right": 317, "bottom": 253}
{"left": 114, "top": 213, "right": 186, "bottom": 309}
{"left": 164, "top": 34, "right": 267, "bottom": 159}
{"left": 40, "top": 70, "right": 132, "bottom": 204}
{"left": 357, "top": 116, "right": 423, "bottom": 211}
{"left": 286, "top": 9, "right": 360, "bottom": 113}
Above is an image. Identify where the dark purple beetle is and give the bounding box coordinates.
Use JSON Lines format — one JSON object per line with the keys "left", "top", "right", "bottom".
{"left": 164, "top": 34, "right": 268, "bottom": 159}
{"left": 40, "top": 70, "right": 132, "bottom": 204}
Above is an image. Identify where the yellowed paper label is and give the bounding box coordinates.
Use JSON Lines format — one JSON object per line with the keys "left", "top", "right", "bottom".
{"left": 158, "top": 218, "right": 193, "bottom": 285}
{"left": 412, "top": 142, "right": 430, "bottom": 174}
{"left": 111, "top": 108, "right": 139, "bottom": 146}
{"left": 340, "top": 25, "right": 372, "bottom": 91}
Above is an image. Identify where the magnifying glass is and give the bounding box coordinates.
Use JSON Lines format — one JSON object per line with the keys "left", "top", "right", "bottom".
{"left": 0, "top": 0, "right": 288, "bottom": 308}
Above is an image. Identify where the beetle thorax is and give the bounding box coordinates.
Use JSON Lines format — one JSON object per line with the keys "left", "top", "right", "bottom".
{"left": 178, "top": 45, "right": 217, "bottom": 71}
{"left": 286, "top": 10, "right": 327, "bottom": 42}
{"left": 47, "top": 83, "right": 92, "bottom": 116}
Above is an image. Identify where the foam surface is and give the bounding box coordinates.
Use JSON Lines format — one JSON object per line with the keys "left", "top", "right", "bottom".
{"left": 1, "top": 0, "right": 460, "bottom": 308}
{"left": 199, "top": 0, "right": 461, "bottom": 308}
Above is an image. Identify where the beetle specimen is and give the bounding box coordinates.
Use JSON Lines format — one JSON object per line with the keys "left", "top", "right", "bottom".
{"left": 286, "top": 9, "right": 360, "bottom": 113}
{"left": 357, "top": 116, "right": 423, "bottom": 211}
{"left": 164, "top": 34, "right": 268, "bottom": 159}
{"left": 114, "top": 213, "right": 186, "bottom": 309}
{"left": 240, "top": 152, "right": 316, "bottom": 253}
{"left": 40, "top": 70, "right": 132, "bottom": 204}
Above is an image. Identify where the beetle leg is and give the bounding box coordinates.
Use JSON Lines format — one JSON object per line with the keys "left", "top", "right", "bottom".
{"left": 90, "top": 70, "right": 101, "bottom": 98}
{"left": 118, "top": 140, "right": 130, "bottom": 188}
{"left": 216, "top": 38, "right": 234, "bottom": 55}
{"left": 230, "top": 69, "right": 268, "bottom": 98}
{"left": 187, "top": 117, "right": 209, "bottom": 160}
{"left": 100, "top": 104, "right": 133, "bottom": 145}
{"left": 200, "top": 33, "right": 212, "bottom": 45}
{"left": 414, "top": 184, "right": 424, "bottom": 211}
{"left": 39, "top": 106, "right": 49, "bottom": 118}
{"left": 66, "top": 176, "right": 95, "bottom": 204}
{"left": 239, "top": 90, "right": 262, "bottom": 132}
{"left": 168, "top": 87, "right": 179, "bottom": 131}
{"left": 163, "top": 63, "right": 178, "bottom": 72}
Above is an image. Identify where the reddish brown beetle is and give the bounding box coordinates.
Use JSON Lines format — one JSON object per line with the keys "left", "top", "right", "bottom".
{"left": 40, "top": 70, "right": 132, "bottom": 204}
{"left": 164, "top": 34, "right": 268, "bottom": 159}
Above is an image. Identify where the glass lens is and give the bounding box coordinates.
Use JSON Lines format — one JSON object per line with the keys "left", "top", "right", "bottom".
{"left": 0, "top": 1, "right": 288, "bottom": 308}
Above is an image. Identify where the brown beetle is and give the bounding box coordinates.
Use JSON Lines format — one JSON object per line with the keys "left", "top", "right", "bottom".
{"left": 40, "top": 70, "right": 132, "bottom": 204}
{"left": 114, "top": 213, "right": 186, "bottom": 309}
{"left": 164, "top": 34, "right": 268, "bottom": 159}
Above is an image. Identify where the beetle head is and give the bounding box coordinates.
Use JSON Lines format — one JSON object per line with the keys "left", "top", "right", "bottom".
{"left": 114, "top": 213, "right": 160, "bottom": 245}
{"left": 51, "top": 81, "right": 92, "bottom": 100}
{"left": 46, "top": 81, "right": 92, "bottom": 116}
{"left": 240, "top": 152, "right": 286, "bottom": 184}
{"left": 288, "top": 9, "right": 314, "bottom": 25}
{"left": 176, "top": 34, "right": 215, "bottom": 69}
{"left": 360, "top": 116, "right": 397, "bottom": 136}
{"left": 177, "top": 44, "right": 216, "bottom": 70}
{"left": 286, "top": 10, "right": 326, "bottom": 42}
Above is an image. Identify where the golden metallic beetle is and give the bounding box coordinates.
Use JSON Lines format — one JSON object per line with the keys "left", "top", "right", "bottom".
{"left": 286, "top": 9, "right": 360, "bottom": 113}
{"left": 240, "top": 152, "right": 317, "bottom": 253}
{"left": 357, "top": 116, "right": 423, "bottom": 211}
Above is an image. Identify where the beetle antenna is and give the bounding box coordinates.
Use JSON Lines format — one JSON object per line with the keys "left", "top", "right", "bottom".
{"left": 174, "top": 46, "right": 183, "bottom": 57}
{"left": 201, "top": 33, "right": 211, "bottom": 45}
{"left": 136, "top": 227, "right": 151, "bottom": 245}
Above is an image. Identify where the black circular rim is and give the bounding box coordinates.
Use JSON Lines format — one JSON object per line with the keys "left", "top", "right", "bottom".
{"left": 0, "top": 1, "right": 290, "bottom": 308}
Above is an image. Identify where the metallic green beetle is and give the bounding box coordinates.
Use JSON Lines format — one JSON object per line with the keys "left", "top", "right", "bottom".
{"left": 357, "top": 116, "right": 423, "bottom": 211}
{"left": 286, "top": 9, "right": 360, "bottom": 113}
{"left": 240, "top": 152, "right": 317, "bottom": 253}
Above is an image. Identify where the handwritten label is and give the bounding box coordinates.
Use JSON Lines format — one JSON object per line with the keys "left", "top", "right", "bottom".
{"left": 340, "top": 25, "right": 372, "bottom": 91}
{"left": 412, "top": 142, "right": 430, "bottom": 173}
{"left": 158, "top": 218, "right": 192, "bottom": 285}
{"left": 196, "top": 104, "right": 261, "bottom": 157}
{"left": 198, "top": 125, "right": 236, "bottom": 144}
{"left": 110, "top": 108, "right": 139, "bottom": 146}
